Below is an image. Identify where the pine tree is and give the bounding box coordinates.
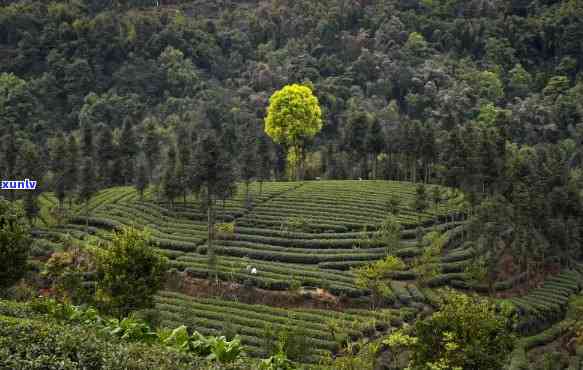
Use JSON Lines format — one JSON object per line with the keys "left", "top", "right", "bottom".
{"left": 20, "top": 141, "right": 44, "bottom": 226}
{"left": 192, "top": 131, "right": 236, "bottom": 284}
{"left": 96, "top": 126, "right": 115, "bottom": 187}
{"left": 65, "top": 135, "right": 79, "bottom": 208}
{"left": 412, "top": 183, "right": 429, "bottom": 224}
{"left": 52, "top": 133, "right": 68, "bottom": 209}
{"left": 119, "top": 120, "right": 139, "bottom": 185}
{"left": 366, "top": 117, "right": 385, "bottom": 179}
{"left": 176, "top": 123, "right": 192, "bottom": 204}
{"left": 257, "top": 133, "right": 272, "bottom": 195}
{"left": 23, "top": 193, "right": 40, "bottom": 227}
{"left": 79, "top": 157, "right": 96, "bottom": 232}
{"left": 240, "top": 124, "right": 257, "bottom": 206}
{"left": 110, "top": 154, "right": 124, "bottom": 187}
{"left": 143, "top": 119, "right": 161, "bottom": 182}
{"left": 162, "top": 146, "right": 180, "bottom": 206}
{"left": 346, "top": 110, "right": 370, "bottom": 179}
{"left": 81, "top": 124, "right": 94, "bottom": 159}
{"left": 2, "top": 127, "right": 19, "bottom": 201}
{"left": 135, "top": 160, "right": 148, "bottom": 200}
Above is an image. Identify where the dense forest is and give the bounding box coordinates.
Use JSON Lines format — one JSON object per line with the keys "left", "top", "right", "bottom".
{"left": 1, "top": 0, "right": 583, "bottom": 369}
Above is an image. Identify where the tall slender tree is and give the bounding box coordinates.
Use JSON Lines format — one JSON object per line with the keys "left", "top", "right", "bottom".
{"left": 52, "top": 133, "right": 68, "bottom": 209}
{"left": 65, "top": 134, "right": 79, "bottom": 208}
{"left": 135, "top": 159, "right": 148, "bottom": 200}
{"left": 79, "top": 157, "right": 96, "bottom": 232}
{"left": 143, "top": 119, "right": 161, "bottom": 182}
{"left": 20, "top": 141, "right": 44, "bottom": 226}
{"left": 81, "top": 123, "right": 94, "bottom": 160}
{"left": 257, "top": 133, "right": 272, "bottom": 195}
{"left": 162, "top": 146, "right": 180, "bottom": 206}
{"left": 192, "top": 131, "right": 236, "bottom": 283}
{"left": 96, "top": 126, "right": 115, "bottom": 187}
{"left": 240, "top": 124, "right": 257, "bottom": 206}
{"left": 119, "top": 120, "right": 139, "bottom": 185}
{"left": 2, "top": 126, "right": 19, "bottom": 201}
{"left": 366, "top": 116, "right": 385, "bottom": 180}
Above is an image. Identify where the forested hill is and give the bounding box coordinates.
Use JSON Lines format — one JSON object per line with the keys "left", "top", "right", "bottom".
{"left": 3, "top": 1, "right": 583, "bottom": 369}
{"left": 1, "top": 0, "right": 582, "bottom": 141}
{"left": 1, "top": 1, "right": 583, "bottom": 242}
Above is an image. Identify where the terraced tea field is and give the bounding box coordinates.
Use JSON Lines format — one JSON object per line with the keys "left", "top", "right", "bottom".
{"left": 32, "top": 180, "right": 471, "bottom": 363}
{"left": 30, "top": 180, "right": 583, "bottom": 365}
{"left": 155, "top": 290, "right": 413, "bottom": 361}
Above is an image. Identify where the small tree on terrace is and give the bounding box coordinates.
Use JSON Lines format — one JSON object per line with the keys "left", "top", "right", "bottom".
{"left": 264, "top": 84, "right": 323, "bottom": 181}
{"left": 386, "top": 194, "right": 401, "bottom": 216}
{"left": 65, "top": 134, "right": 79, "bottom": 208}
{"left": 135, "top": 160, "right": 148, "bottom": 200}
{"left": 412, "top": 183, "right": 429, "bottom": 224}
{"left": 375, "top": 215, "right": 401, "bottom": 255}
{"left": 353, "top": 255, "right": 406, "bottom": 309}
{"left": 162, "top": 146, "right": 180, "bottom": 207}
{"left": 94, "top": 226, "right": 169, "bottom": 318}
{"left": 192, "top": 132, "right": 236, "bottom": 283}
{"left": 79, "top": 157, "right": 96, "bottom": 233}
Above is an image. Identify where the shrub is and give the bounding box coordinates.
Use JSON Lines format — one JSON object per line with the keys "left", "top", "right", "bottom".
{"left": 0, "top": 313, "right": 249, "bottom": 370}
{"left": 410, "top": 290, "right": 515, "bottom": 370}
{"left": 93, "top": 226, "right": 169, "bottom": 317}
{"left": 0, "top": 198, "right": 31, "bottom": 290}
{"left": 353, "top": 256, "right": 406, "bottom": 309}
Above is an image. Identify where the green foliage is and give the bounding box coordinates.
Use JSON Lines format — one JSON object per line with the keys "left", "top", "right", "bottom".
{"left": 93, "top": 226, "right": 169, "bottom": 317}
{"left": 410, "top": 291, "right": 515, "bottom": 370}
{"left": 264, "top": 84, "right": 323, "bottom": 148}
{"left": 27, "top": 297, "right": 246, "bottom": 364}
{"left": 0, "top": 198, "right": 31, "bottom": 290}
{"left": 0, "top": 72, "right": 33, "bottom": 127}
{"left": 353, "top": 256, "right": 406, "bottom": 308}
{"left": 264, "top": 84, "right": 323, "bottom": 180}
{"left": 374, "top": 215, "right": 401, "bottom": 255}
{"left": 386, "top": 195, "right": 401, "bottom": 215}
{"left": 320, "top": 339, "right": 380, "bottom": 370}
{"left": 412, "top": 183, "right": 429, "bottom": 215}
{"left": 413, "top": 231, "right": 447, "bottom": 286}
{"left": 259, "top": 349, "right": 294, "bottom": 370}
{"left": 383, "top": 329, "right": 418, "bottom": 368}
{"left": 207, "top": 335, "right": 244, "bottom": 364}
{"left": 0, "top": 299, "right": 252, "bottom": 370}
{"left": 104, "top": 316, "right": 158, "bottom": 343}
{"left": 43, "top": 249, "right": 94, "bottom": 304}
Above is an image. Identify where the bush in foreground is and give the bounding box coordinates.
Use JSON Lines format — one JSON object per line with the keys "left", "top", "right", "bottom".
{"left": 93, "top": 226, "right": 169, "bottom": 317}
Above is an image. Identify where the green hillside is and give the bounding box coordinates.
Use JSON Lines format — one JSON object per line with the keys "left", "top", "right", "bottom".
{"left": 2, "top": 0, "right": 583, "bottom": 368}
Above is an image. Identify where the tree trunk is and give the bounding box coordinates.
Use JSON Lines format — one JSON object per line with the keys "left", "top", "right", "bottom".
{"left": 85, "top": 200, "right": 89, "bottom": 234}
{"left": 245, "top": 181, "right": 250, "bottom": 207}
{"left": 207, "top": 195, "right": 217, "bottom": 284}
{"left": 298, "top": 146, "right": 305, "bottom": 181}
{"left": 412, "top": 159, "right": 417, "bottom": 183}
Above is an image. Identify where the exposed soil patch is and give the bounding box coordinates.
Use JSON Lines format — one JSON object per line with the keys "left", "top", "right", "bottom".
{"left": 166, "top": 273, "right": 372, "bottom": 311}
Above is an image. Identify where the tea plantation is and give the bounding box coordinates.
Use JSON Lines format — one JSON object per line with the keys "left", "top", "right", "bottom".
{"left": 26, "top": 180, "right": 583, "bottom": 367}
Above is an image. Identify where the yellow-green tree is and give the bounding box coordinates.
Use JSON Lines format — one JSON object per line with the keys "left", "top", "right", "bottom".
{"left": 353, "top": 255, "right": 406, "bottom": 309}
{"left": 264, "top": 84, "right": 323, "bottom": 180}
